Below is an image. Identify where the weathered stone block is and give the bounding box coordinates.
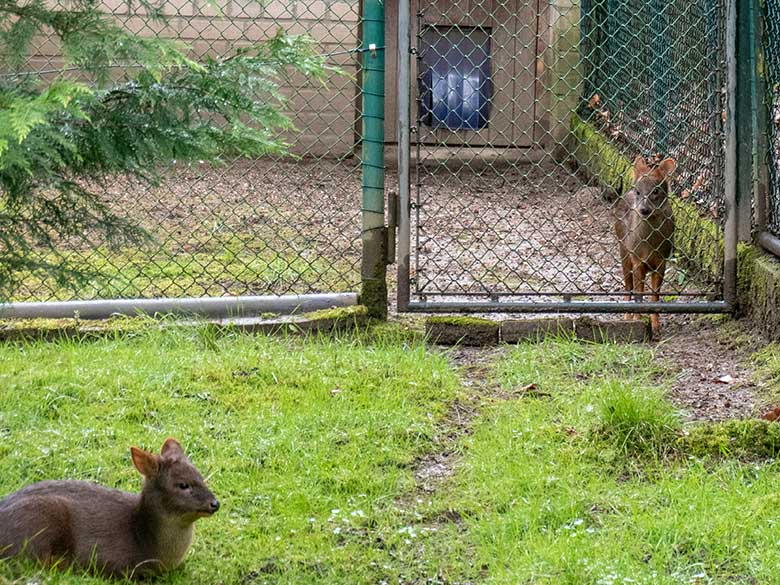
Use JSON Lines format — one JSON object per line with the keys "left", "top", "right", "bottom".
{"left": 425, "top": 316, "right": 499, "bottom": 346}
{"left": 501, "top": 318, "right": 575, "bottom": 342}
{"left": 574, "top": 316, "right": 651, "bottom": 343}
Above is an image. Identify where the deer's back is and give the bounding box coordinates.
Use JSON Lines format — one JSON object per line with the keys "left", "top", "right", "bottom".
{"left": 0, "top": 480, "right": 144, "bottom": 576}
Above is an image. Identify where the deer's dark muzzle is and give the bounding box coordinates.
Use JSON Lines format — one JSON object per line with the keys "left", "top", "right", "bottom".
{"left": 639, "top": 205, "right": 652, "bottom": 217}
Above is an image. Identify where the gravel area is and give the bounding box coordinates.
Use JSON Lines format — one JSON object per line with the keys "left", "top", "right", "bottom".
{"left": 107, "top": 157, "right": 363, "bottom": 266}
{"left": 46, "top": 156, "right": 719, "bottom": 304}
{"left": 410, "top": 160, "right": 717, "bottom": 303}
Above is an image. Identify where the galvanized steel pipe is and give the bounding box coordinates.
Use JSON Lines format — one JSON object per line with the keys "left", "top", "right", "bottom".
{"left": 0, "top": 293, "right": 358, "bottom": 320}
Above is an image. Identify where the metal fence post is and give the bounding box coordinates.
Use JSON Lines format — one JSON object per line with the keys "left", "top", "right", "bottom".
{"left": 360, "top": 0, "right": 387, "bottom": 319}
{"left": 396, "top": 0, "right": 411, "bottom": 312}
{"left": 651, "top": 0, "right": 669, "bottom": 154}
{"left": 755, "top": 0, "right": 770, "bottom": 235}
{"left": 737, "top": 0, "right": 758, "bottom": 242}
{"left": 755, "top": 15, "right": 770, "bottom": 234}
{"left": 725, "top": 0, "right": 739, "bottom": 307}
{"left": 579, "top": 0, "right": 593, "bottom": 108}
{"left": 758, "top": 0, "right": 780, "bottom": 253}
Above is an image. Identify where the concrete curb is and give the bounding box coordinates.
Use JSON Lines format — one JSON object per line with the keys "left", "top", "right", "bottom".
{"left": 0, "top": 306, "right": 369, "bottom": 343}
{"left": 425, "top": 316, "right": 500, "bottom": 346}
{"left": 425, "top": 316, "right": 651, "bottom": 346}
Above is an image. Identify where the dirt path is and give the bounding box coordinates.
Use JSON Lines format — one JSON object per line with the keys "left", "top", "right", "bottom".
{"left": 655, "top": 315, "right": 771, "bottom": 422}
{"left": 408, "top": 315, "right": 772, "bottom": 507}
{"left": 412, "top": 347, "right": 505, "bottom": 494}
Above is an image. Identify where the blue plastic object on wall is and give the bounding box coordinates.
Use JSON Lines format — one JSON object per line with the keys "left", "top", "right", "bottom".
{"left": 419, "top": 26, "right": 492, "bottom": 130}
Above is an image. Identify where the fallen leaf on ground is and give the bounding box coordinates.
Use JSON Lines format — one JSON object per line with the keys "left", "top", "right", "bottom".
{"left": 511, "top": 383, "right": 551, "bottom": 398}
{"left": 761, "top": 406, "right": 780, "bottom": 421}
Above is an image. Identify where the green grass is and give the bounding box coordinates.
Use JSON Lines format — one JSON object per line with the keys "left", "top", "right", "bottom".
{"left": 0, "top": 326, "right": 460, "bottom": 584}
{"left": 753, "top": 342, "right": 780, "bottom": 396}
{"left": 4, "top": 330, "right": 780, "bottom": 583}
{"left": 419, "top": 339, "right": 780, "bottom": 584}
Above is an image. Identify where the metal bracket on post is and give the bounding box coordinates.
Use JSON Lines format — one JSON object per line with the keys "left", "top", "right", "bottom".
{"left": 386, "top": 191, "right": 398, "bottom": 265}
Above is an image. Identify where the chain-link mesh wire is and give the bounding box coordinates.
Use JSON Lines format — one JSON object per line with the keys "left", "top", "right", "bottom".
{"left": 407, "top": 0, "right": 727, "bottom": 308}
{"left": 9, "top": 0, "right": 364, "bottom": 301}
{"left": 763, "top": 0, "right": 780, "bottom": 239}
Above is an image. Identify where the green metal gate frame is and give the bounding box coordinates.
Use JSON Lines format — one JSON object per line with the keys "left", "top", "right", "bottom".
{"left": 394, "top": 0, "right": 739, "bottom": 315}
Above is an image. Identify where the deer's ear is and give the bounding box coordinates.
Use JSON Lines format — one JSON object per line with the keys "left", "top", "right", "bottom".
{"left": 131, "top": 447, "right": 160, "bottom": 478}
{"left": 160, "top": 437, "right": 185, "bottom": 459}
{"left": 655, "top": 158, "right": 677, "bottom": 182}
{"left": 632, "top": 155, "right": 651, "bottom": 181}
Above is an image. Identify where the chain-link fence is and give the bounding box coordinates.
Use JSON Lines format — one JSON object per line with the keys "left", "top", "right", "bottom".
{"left": 6, "top": 0, "right": 738, "bottom": 314}
{"left": 762, "top": 0, "right": 780, "bottom": 240}
{"left": 398, "top": 0, "right": 729, "bottom": 313}
{"left": 580, "top": 0, "right": 725, "bottom": 217}
{"left": 11, "top": 0, "right": 365, "bottom": 301}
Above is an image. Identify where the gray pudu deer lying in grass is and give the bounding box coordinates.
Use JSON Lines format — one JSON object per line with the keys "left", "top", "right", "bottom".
{"left": 614, "top": 155, "right": 677, "bottom": 335}
{"left": 0, "top": 438, "right": 219, "bottom": 579}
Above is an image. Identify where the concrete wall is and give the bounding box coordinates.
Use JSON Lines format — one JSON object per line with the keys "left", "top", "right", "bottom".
{"left": 28, "top": 0, "right": 586, "bottom": 157}
{"left": 543, "top": 0, "right": 582, "bottom": 150}
{"left": 28, "top": 0, "right": 362, "bottom": 157}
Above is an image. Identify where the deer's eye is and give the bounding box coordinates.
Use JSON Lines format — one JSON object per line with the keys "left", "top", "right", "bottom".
{"left": 177, "top": 482, "right": 190, "bottom": 490}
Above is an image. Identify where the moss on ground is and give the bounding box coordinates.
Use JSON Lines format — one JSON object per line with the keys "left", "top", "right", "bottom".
{"left": 0, "top": 307, "right": 370, "bottom": 343}
{"left": 296, "top": 305, "right": 369, "bottom": 333}
{"left": 426, "top": 315, "right": 499, "bottom": 328}
{"left": 737, "top": 247, "right": 780, "bottom": 331}
{"left": 0, "top": 316, "right": 156, "bottom": 342}
{"left": 680, "top": 419, "right": 780, "bottom": 460}
{"left": 570, "top": 113, "right": 634, "bottom": 193}
{"left": 300, "top": 305, "right": 368, "bottom": 322}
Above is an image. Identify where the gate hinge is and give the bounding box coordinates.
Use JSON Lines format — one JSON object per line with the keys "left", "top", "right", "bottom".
{"left": 385, "top": 191, "right": 398, "bottom": 266}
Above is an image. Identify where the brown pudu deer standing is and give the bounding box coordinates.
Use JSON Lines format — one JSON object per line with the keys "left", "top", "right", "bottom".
{"left": 0, "top": 438, "right": 218, "bottom": 579}
{"left": 614, "top": 155, "right": 676, "bottom": 334}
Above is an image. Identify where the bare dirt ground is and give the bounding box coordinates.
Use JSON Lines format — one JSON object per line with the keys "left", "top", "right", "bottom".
{"left": 106, "top": 157, "right": 363, "bottom": 268}
{"left": 412, "top": 163, "right": 622, "bottom": 298}
{"left": 409, "top": 160, "right": 717, "bottom": 303}
{"left": 656, "top": 315, "right": 771, "bottom": 422}
{"left": 48, "top": 156, "right": 718, "bottom": 304}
